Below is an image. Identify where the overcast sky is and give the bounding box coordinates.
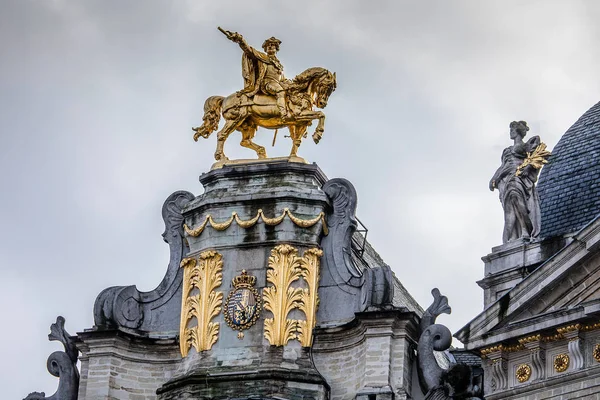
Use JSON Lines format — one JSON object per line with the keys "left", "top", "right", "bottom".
{"left": 1, "top": 0, "right": 599, "bottom": 398}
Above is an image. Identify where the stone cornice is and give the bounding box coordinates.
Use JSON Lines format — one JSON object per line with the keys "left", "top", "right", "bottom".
{"left": 478, "top": 319, "right": 600, "bottom": 358}
{"left": 477, "top": 266, "right": 528, "bottom": 289}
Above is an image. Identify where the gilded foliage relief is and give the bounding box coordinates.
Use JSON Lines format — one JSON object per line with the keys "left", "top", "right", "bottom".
{"left": 179, "top": 251, "right": 224, "bottom": 357}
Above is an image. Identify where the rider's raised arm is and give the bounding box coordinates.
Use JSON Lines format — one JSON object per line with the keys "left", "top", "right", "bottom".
{"left": 237, "top": 37, "right": 262, "bottom": 60}
{"left": 219, "top": 28, "right": 258, "bottom": 59}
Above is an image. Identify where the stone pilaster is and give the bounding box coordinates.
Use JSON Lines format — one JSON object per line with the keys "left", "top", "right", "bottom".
{"left": 487, "top": 347, "right": 508, "bottom": 392}
{"left": 519, "top": 335, "right": 546, "bottom": 381}
{"left": 559, "top": 324, "right": 585, "bottom": 370}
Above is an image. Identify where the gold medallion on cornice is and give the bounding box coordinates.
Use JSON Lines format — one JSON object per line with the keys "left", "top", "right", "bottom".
{"left": 515, "top": 363, "right": 532, "bottom": 383}
{"left": 553, "top": 353, "right": 569, "bottom": 373}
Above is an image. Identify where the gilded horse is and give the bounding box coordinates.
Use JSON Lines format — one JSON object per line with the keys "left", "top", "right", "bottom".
{"left": 193, "top": 67, "right": 336, "bottom": 161}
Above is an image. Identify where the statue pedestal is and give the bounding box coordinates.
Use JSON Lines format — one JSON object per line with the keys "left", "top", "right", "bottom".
{"left": 478, "top": 236, "right": 567, "bottom": 308}
{"left": 158, "top": 160, "right": 330, "bottom": 399}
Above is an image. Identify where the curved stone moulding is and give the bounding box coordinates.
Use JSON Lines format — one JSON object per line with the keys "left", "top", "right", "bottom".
{"left": 183, "top": 208, "right": 328, "bottom": 237}
{"left": 93, "top": 190, "right": 195, "bottom": 335}
{"left": 319, "top": 178, "right": 395, "bottom": 316}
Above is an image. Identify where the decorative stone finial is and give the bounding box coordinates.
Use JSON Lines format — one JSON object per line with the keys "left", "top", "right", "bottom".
{"left": 417, "top": 289, "right": 483, "bottom": 399}
{"left": 24, "top": 316, "right": 79, "bottom": 400}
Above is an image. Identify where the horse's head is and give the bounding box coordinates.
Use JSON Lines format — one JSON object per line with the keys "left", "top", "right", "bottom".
{"left": 313, "top": 70, "right": 336, "bottom": 109}
{"left": 291, "top": 67, "right": 337, "bottom": 109}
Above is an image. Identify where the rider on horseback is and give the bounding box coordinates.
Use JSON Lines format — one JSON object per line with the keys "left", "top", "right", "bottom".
{"left": 220, "top": 28, "right": 291, "bottom": 121}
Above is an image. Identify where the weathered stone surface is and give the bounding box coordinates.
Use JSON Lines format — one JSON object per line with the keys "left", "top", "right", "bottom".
{"left": 79, "top": 160, "right": 424, "bottom": 400}
{"left": 417, "top": 290, "right": 482, "bottom": 399}
{"left": 456, "top": 214, "right": 600, "bottom": 399}
{"left": 159, "top": 161, "right": 331, "bottom": 398}
{"left": 157, "top": 367, "right": 329, "bottom": 400}
{"left": 313, "top": 310, "right": 420, "bottom": 400}
{"left": 477, "top": 236, "right": 566, "bottom": 307}
{"left": 76, "top": 330, "right": 180, "bottom": 400}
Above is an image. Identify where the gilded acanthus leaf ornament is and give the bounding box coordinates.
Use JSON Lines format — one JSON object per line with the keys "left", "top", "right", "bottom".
{"left": 192, "top": 27, "right": 337, "bottom": 165}
{"left": 263, "top": 244, "right": 304, "bottom": 346}
{"left": 179, "top": 251, "right": 223, "bottom": 357}
{"left": 297, "top": 248, "right": 323, "bottom": 347}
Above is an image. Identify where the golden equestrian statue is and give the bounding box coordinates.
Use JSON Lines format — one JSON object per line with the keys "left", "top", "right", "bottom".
{"left": 192, "top": 27, "right": 337, "bottom": 163}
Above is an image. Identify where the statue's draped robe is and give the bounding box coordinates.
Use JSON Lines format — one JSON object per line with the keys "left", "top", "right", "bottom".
{"left": 240, "top": 45, "right": 282, "bottom": 97}
{"left": 493, "top": 136, "right": 542, "bottom": 242}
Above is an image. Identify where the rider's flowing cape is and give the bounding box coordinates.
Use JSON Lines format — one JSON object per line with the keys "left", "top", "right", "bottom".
{"left": 241, "top": 46, "right": 275, "bottom": 97}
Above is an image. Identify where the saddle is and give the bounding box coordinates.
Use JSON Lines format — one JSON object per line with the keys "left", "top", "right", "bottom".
{"left": 250, "top": 94, "right": 277, "bottom": 105}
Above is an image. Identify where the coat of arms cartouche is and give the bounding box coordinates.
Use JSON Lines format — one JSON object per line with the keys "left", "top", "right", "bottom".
{"left": 224, "top": 270, "right": 262, "bottom": 339}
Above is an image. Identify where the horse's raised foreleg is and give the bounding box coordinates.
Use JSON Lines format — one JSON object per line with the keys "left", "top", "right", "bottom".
{"left": 239, "top": 124, "right": 267, "bottom": 159}
{"left": 293, "top": 111, "right": 326, "bottom": 144}
{"left": 312, "top": 111, "right": 325, "bottom": 144}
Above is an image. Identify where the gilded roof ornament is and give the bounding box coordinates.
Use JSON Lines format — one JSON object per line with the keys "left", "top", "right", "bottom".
{"left": 192, "top": 27, "right": 337, "bottom": 167}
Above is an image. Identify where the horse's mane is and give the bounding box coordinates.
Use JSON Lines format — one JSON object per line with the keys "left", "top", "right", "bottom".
{"left": 288, "top": 67, "right": 329, "bottom": 92}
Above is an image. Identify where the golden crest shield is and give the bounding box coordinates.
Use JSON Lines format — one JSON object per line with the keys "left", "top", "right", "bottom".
{"left": 224, "top": 270, "right": 262, "bottom": 338}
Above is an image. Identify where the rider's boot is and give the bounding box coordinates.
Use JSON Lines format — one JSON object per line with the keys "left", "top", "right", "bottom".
{"left": 276, "top": 94, "right": 290, "bottom": 121}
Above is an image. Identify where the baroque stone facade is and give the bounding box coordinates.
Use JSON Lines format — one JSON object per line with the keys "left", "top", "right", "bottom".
{"left": 70, "top": 160, "right": 425, "bottom": 400}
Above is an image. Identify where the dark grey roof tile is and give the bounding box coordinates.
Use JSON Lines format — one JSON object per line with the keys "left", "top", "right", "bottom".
{"left": 538, "top": 101, "right": 600, "bottom": 238}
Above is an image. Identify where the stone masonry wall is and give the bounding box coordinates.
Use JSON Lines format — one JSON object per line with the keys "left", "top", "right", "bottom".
{"left": 77, "top": 331, "right": 180, "bottom": 400}
{"left": 313, "top": 311, "right": 419, "bottom": 400}
{"left": 79, "top": 314, "right": 419, "bottom": 399}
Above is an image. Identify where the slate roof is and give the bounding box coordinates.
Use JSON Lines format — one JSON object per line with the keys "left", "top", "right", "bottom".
{"left": 537, "top": 101, "right": 600, "bottom": 239}
{"left": 351, "top": 231, "right": 424, "bottom": 316}
{"left": 450, "top": 349, "right": 482, "bottom": 367}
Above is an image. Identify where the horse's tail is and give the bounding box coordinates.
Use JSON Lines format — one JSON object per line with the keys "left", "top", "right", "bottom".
{"left": 192, "top": 95, "right": 224, "bottom": 141}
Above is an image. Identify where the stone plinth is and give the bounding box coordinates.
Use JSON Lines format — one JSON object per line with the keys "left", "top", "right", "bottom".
{"left": 158, "top": 160, "right": 330, "bottom": 399}
{"left": 477, "top": 236, "right": 566, "bottom": 308}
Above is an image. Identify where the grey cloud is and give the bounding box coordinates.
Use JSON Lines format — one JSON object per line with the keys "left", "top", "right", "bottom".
{"left": 1, "top": 1, "right": 599, "bottom": 398}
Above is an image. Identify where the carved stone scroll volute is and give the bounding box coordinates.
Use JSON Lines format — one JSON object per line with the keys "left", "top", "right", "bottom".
{"left": 25, "top": 316, "right": 79, "bottom": 400}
